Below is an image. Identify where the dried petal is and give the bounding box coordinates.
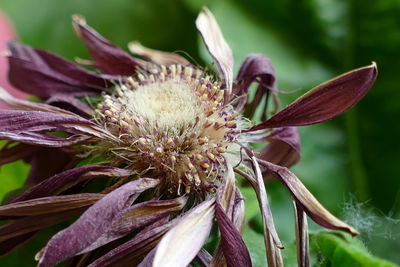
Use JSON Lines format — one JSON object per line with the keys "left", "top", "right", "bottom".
{"left": 294, "top": 201, "right": 309, "bottom": 267}
{"left": 234, "top": 53, "right": 276, "bottom": 112}
{"left": 257, "top": 159, "right": 359, "bottom": 236}
{"left": 196, "top": 7, "right": 234, "bottom": 94}
{"left": 0, "top": 194, "right": 103, "bottom": 218}
{"left": 258, "top": 127, "right": 301, "bottom": 171}
{"left": 88, "top": 217, "right": 171, "bottom": 267}
{"left": 79, "top": 196, "right": 187, "bottom": 254}
{"left": 37, "top": 178, "right": 159, "bottom": 267}
{"left": 247, "top": 63, "right": 378, "bottom": 131}
{"left": 6, "top": 41, "right": 113, "bottom": 99}
{"left": 10, "top": 165, "right": 132, "bottom": 203}
{"left": 148, "top": 198, "right": 215, "bottom": 267}
{"left": 128, "top": 41, "right": 190, "bottom": 65}
{"left": 215, "top": 202, "right": 252, "bottom": 267}
{"left": 72, "top": 15, "right": 145, "bottom": 75}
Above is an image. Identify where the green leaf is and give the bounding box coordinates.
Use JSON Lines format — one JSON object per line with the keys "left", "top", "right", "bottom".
{"left": 312, "top": 231, "right": 398, "bottom": 267}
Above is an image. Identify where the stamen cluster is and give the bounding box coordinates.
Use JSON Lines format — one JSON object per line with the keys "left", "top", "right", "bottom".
{"left": 94, "top": 64, "right": 239, "bottom": 194}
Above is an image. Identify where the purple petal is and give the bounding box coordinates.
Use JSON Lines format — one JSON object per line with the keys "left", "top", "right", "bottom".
{"left": 0, "top": 109, "right": 116, "bottom": 146}
{"left": 0, "top": 232, "right": 37, "bottom": 257}
{"left": 0, "top": 193, "right": 103, "bottom": 218}
{"left": 128, "top": 41, "right": 190, "bottom": 65}
{"left": 37, "top": 178, "right": 159, "bottom": 267}
{"left": 258, "top": 127, "right": 301, "bottom": 170}
{"left": 72, "top": 15, "right": 145, "bottom": 75}
{"left": 234, "top": 53, "right": 276, "bottom": 112}
{"left": 7, "top": 41, "right": 113, "bottom": 99}
{"left": 24, "top": 147, "right": 74, "bottom": 186}
{"left": 196, "top": 8, "right": 234, "bottom": 94}
{"left": 247, "top": 63, "right": 378, "bottom": 131}
{"left": 46, "top": 94, "right": 92, "bottom": 118}
{"left": 195, "top": 248, "right": 212, "bottom": 267}
{"left": 215, "top": 202, "right": 252, "bottom": 267}
{"left": 88, "top": 217, "right": 171, "bottom": 267}
{"left": 79, "top": 196, "right": 187, "bottom": 254}
{"left": 257, "top": 159, "right": 359, "bottom": 236}
{"left": 0, "top": 142, "right": 32, "bottom": 166}
{"left": 10, "top": 165, "right": 132, "bottom": 203}
{"left": 294, "top": 201, "right": 309, "bottom": 267}
{"left": 148, "top": 198, "right": 215, "bottom": 267}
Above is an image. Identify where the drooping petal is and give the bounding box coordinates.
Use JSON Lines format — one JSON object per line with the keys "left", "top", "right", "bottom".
{"left": 0, "top": 232, "right": 36, "bottom": 257}
{"left": 257, "top": 127, "right": 301, "bottom": 170}
{"left": 37, "top": 178, "right": 159, "bottom": 267}
{"left": 257, "top": 159, "right": 359, "bottom": 236}
{"left": 195, "top": 248, "right": 212, "bottom": 267}
{"left": 196, "top": 7, "right": 234, "bottom": 94}
{"left": 46, "top": 93, "right": 93, "bottom": 118}
{"left": 10, "top": 165, "right": 132, "bottom": 203}
{"left": 294, "top": 200, "right": 309, "bottom": 267}
{"left": 79, "top": 196, "right": 187, "bottom": 254}
{"left": 72, "top": 15, "right": 146, "bottom": 75}
{"left": 25, "top": 147, "right": 74, "bottom": 186}
{"left": 0, "top": 194, "right": 103, "bottom": 218}
{"left": 0, "top": 142, "right": 32, "bottom": 166}
{"left": 247, "top": 63, "right": 378, "bottom": 131}
{"left": 88, "top": 217, "right": 171, "bottom": 267}
{"left": 215, "top": 202, "right": 252, "bottom": 267}
{"left": 249, "top": 156, "right": 284, "bottom": 267}
{"left": 234, "top": 53, "right": 276, "bottom": 112}
{"left": 6, "top": 41, "right": 114, "bottom": 99}
{"left": 0, "top": 109, "right": 116, "bottom": 146}
{"left": 128, "top": 41, "right": 190, "bottom": 65}
{"left": 145, "top": 198, "right": 215, "bottom": 267}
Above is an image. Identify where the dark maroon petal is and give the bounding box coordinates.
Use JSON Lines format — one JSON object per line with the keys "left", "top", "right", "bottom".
{"left": 7, "top": 41, "right": 113, "bottom": 99}
{"left": 79, "top": 196, "right": 187, "bottom": 254}
{"left": 0, "top": 142, "right": 32, "bottom": 166}
{"left": 196, "top": 8, "right": 234, "bottom": 94}
{"left": 25, "top": 147, "right": 74, "bottom": 186}
{"left": 247, "top": 63, "right": 378, "bottom": 131}
{"left": 258, "top": 127, "right": 301, "bottom": 170}
{"left": 0, "top": 232, "right": 37, "bottom": 257}
{"left": 10, "top": 165, "right": 131, "bottom": 203}
{"left": 128, "top": 41, "right": 190, "bottom": 65}
{"left": 37, "top": 178, "right": 159, "bottom": 267}
{"left": 257, "top": 159, "right": 359, "bottom": 236}
{"left": 234, "top": 53, "right": 276, "bottom": 112}
{"left": 46, "top": 94, "right": 92, "bottom": 118}
{"left": 88, "top": 217, "right": 171, "bottom": 267}
{"left": 0, "top": 131, "right": 89, "bottom": 147}
{"left": 294, "top": 201, "right": 309, "bottom": 267}
{"left": 73, "top": 15, "right": 146, "bottom": 75}
{"left": 0, "top": 208, "right": 87, "bottom": 246}
{"left": 0, "top": 193, "right": 103, "bottom": 218}
{"left": 215, "top": 203, "right": 252, "bottom": 267}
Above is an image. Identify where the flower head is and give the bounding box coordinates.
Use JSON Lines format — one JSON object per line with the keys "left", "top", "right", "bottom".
{"left": 0, "top": 7, "right": 377, "bottom": 267}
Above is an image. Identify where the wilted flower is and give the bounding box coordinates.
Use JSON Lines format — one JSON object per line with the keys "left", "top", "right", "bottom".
{"left": 0, "top": 7, "right": 377, "bottom": 267}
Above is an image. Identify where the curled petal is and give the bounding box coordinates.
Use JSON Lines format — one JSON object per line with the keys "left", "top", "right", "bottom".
{"left": 294, "top": 200, "right": 310, "bottom": 267}
{"left": 215, "top": 203, "right": 252, "bottom": 267}
{"left": 0, "top": 142, "right": 32, "bottom": 166}
{"left": 10, "top": 165, "right": 132, "bottom": 203}
{"left": 234, "top": 53, "right": 276, "bottom": 112}
{"left": 196, "top": 7, "right": 234, "bottom": 94}
{"left": 72, "top": 15, "right": 146, "bottom": 75}
{"left": 37, "top": 178, "right": 159, "bottom": 267}
{"left": 6, "top": 41, "right": 113, "bottom": 99}
{"left": 0, "top": 193, "right": 103, "bottom": 218}
{"left": 247, "top": 63, "right": 378, "bottom": 131}
{"left": 128, "top": 41, "right": 190, "bottom": 65}
{"left": 149, "top": 198, "right": 215, "bottom": 267}
{"left": 257, "top": 159, "right": 359, "bottom": 236}
{"left": 46, "top": 93, "right": 93, "bottom": 117}
{"left": 258, "top": 127, "right": 301, "bottom": 170}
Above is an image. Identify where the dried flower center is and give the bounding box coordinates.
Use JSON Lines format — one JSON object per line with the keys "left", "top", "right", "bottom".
{"left": 94, "top": 64, "right": 238, "bottom": 194}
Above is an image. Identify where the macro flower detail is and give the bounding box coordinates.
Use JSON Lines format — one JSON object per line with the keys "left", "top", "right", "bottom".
{"left": 0, "top": 7, "right": 377, "bottom": 267}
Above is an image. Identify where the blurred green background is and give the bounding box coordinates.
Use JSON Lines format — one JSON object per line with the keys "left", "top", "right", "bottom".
{"left": 0, "top": 0, "right": 399, "bottom": 266}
